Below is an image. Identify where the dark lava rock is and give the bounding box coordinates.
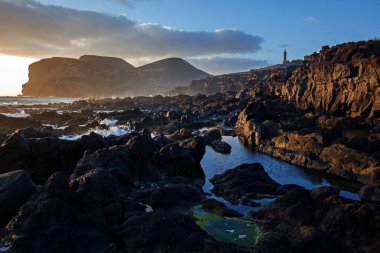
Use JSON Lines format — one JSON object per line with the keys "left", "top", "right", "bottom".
{"left": 114, "top": 209, "right": 213, "bottom": 253}
{"left": 253, "top": 232, "right": 291, "bottom": 253}
{"left": 78, "top": 132, "right": 108, "bottom": 151}
{"left": 250, "top": 185, "right": 380, "bottom": 252}
{"left": 206, "top": 128, "right": 222, "bottom": 141}
{"left": 73, "top": 144, "right": 157, "bottom": 187}
{"left": 200, "top": 198, "right": 242, "bottom": 218}
{"left": 152, "top": 134, "right": 173, "bottom": 149}
{"left": 159, "top": 136, "right": 206, "bottom": 178}
{"left": 211, "top": 140, "right": 232, "bottom": 154}
{"left": 133, "top": 184, "right": 203, "bottom": 209}
{"left": 287, "top": 226, "right": 349, "bottom": 253}
{"left": 210, "top": 163, "right": 281, "bottom": 203}
{"left": 0, "top": 170, "right": 38, "bottom": 228}
{"left": 0, "top": 169, "right": 123, "bottom": 253}
{"left": 169, "top": 128, "right": 193, "bottom": 141}
{"left": 200, "top": 128, "right": 222, "bottom": 144}
{"left": 0, "top": 115, "right": 41, "bottom": 134}
{"left": 358, "top": 184, "right": 380, "bottom": 203}
{"left": 15, "top": 127, "right": 57, "bottom": 138}
{"left": 310, "top": 186, "right": 340, "bottom": 202}
{"left": 0, "top": 132, "right": 109, "bottom": 184}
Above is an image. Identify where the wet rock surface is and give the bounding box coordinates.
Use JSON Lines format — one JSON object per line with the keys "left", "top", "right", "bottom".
{"left": 249, "top": 185, "right": 380, "bottom": 253}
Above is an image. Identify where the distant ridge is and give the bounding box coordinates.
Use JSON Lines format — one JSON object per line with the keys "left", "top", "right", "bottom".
{"left": 22, "top": 56, "right": 209, "bottom": 97}
{"left": 79, "top": 55, "right": 136, "bottom": 71}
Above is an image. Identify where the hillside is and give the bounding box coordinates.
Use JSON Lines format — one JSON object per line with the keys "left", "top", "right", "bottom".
{"left": 22, "top": 56, "right": 209, "bottom": 97}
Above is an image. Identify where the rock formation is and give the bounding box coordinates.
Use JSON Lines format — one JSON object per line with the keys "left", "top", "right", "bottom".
{"left": 22, "top": 56, "right": 208, "bottom": 97}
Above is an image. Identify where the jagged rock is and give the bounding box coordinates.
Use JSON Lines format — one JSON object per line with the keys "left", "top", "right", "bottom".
{"left": 210, "top": 163, "right": 281, "bottom": 203}
{"left": 0, "top": 169, "right": 123, "bottom": 253}
{"left": 200, "top": 198, "right": 242, "bottom": 218}
{"left": 0, "top": 132, "right": 108, "bottom": 183}
{"left": 114, "top": 209, "right": 213, "bottom": 253}
{"left": 358, "top": 184, "right": 380, "bottom": 203}
{"left": 211, "top": 140, "right": 232, "bottom": 154}
{"left": 159, "top": 137, "right": 206, "bottom": 178}
{"left": 0, "top": 115, "right": 41, "bottom": 134}
{"left": 280, "top": 40, "right": 380, "bottom": 119}
{"left": 318, "top": 144, "right": 380, "bottom": 183}
{"left": 310, "top": 186, "right": 340, "bottom": 201}
{"left": 169, "top": 128, "right": 192, "bottom": 141}
{"left": 250, "top": 186, "right": 380, "bottom": 252}
{"left": 0, "top": 170, "right": 38, "bottom": 228}
{"left": 15, "top": 127, "right": 58, "bottom": 138}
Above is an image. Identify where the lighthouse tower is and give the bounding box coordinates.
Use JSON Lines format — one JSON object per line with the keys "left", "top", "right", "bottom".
{"left": 283, "top": 49, "right": 288, "bottom": 64}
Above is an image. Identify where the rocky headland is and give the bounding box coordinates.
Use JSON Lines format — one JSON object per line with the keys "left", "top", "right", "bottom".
{"left": 22, "top": 56, "right": 209, "bottom": 97}
{"left": 0, "top": 40, "right": 379, "bottom": 252}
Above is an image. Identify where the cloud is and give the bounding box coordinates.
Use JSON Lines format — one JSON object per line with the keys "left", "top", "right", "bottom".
{"left": 306, "top": 16, "right": 318, "bottom": 24}
{"left": 0, "top": 0, "right": 264, "bottom": 61}
{"left": 113, "top": 0, "right": 160, "bottom": 7}
{"left": 188, "top": 57, "right": 268, "bottom": 75}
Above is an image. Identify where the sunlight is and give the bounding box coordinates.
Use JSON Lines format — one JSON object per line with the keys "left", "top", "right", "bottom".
{"left": 0, "top": 54, "right": 36, "bottom": 96}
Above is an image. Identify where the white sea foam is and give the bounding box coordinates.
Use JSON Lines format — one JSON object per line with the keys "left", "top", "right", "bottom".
{"left": 94, "top": 110, "right": 114, "bottom": 114}
{"left": 100, "top": 118, "right": 118, "bottom": 126}
{"left": 1, "top": 112, "right": 30, "bottom": 118}
{"left": 60, "top": 125, "right": 132, "bottom": 140}
{"left": 43, "top": 124, "right": 67, "bottom": 130}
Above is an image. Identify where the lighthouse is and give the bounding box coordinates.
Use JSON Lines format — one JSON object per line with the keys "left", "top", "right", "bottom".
{"left": 283, "top": 49, "right": 288, "bottom": 64}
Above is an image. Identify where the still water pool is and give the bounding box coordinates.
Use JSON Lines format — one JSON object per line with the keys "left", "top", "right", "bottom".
{"left": 201, "top": 136, "right": 360, "bottom": 214}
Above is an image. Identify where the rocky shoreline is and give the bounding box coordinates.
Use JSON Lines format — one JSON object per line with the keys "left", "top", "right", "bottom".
{"left": 0, "top": 40, "right": 379, "bottom": 252}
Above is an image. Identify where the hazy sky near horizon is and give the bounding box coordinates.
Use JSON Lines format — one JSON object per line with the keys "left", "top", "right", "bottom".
{"left": 0, "top": 0, "right": 379, "bottom": 95}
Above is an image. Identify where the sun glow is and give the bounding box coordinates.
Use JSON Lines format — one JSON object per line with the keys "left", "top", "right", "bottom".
{"left": 0, "top": 54, "right": 36, "bottom": 96}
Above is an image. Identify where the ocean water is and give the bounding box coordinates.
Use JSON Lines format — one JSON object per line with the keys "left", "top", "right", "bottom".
{"left": 0, "top": 96, "right": 77, "bottom": 106}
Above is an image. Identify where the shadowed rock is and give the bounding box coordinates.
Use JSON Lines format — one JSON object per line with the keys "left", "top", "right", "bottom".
{"left": 0, "top": 170, "right": 38, "bottom": 228}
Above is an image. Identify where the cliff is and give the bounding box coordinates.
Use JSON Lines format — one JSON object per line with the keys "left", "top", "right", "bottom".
{"left": 281, "top": 40, "right": 380, "bottom": 119}
{"left": 181, "top": 40, "right": 380, "bottom": 120}
{"left": 22, "top": 56, "right": 208, "bottom": 97}
{"left": 235, "top": 40, "right": 380, "bottom": 184}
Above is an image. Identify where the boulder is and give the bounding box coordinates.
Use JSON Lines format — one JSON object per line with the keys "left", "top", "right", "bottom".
{"left": 319, "top": 144, "right": 380, "bottom": 183}
{"left": 114, "top": 209, "right": 213, "bottom": 253}
{"left": 169, "top": 128, "right": 192, "bottom": 141}
{"left": 358, "top": 184, "right": 380, "bottom": 203}
{"left": 159, "top": 137, "right": 206, "bottom": 178}
{"left": 211, "top": 140, "right": 232, "bottom": 154}
{"left": 200, "top": 198, "right": 242, "bottom": 218}
{"left": 210, "top": 163, "right": 281, "bottom": 203}
{"left": 0, "top": 170, "right": 38, "bottom": 228}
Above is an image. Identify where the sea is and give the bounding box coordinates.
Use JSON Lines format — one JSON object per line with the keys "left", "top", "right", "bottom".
{"left": 0, "top": 96, "right": 78, "bottom": 106}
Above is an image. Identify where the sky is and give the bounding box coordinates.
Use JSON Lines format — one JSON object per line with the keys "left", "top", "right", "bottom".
{"left": 0, "top": 0, "right": 379, "bottom": 95}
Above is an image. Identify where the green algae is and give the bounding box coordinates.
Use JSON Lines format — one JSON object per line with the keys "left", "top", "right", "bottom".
{"left": 192, "top": 205, "right": 262, "bottom": 247}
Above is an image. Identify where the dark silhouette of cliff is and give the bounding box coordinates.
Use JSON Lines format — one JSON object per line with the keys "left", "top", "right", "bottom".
{"left": 22, "top": 56, "right": 209, "bottom": 97}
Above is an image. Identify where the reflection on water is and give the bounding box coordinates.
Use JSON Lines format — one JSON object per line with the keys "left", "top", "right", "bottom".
{"left": 201, "top": 136, "right": 360, "bottom": 214}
